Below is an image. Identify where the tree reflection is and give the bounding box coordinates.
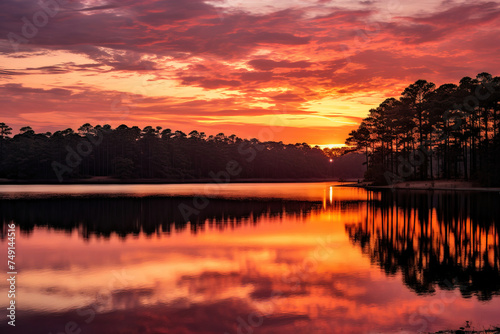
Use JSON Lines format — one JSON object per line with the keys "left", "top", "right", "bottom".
{"left": 345, "top": 191, "right": 500, "bottom": 300}
{"left": 0, "top": 196, "right": 321, "bottom": 239}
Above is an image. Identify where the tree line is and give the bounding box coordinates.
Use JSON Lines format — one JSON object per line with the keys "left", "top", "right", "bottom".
{"left": 0, "top": 123, "right": 337, "bottom": 181}
{"left": 346, "top": 72, "right": 500, "bottom": 185}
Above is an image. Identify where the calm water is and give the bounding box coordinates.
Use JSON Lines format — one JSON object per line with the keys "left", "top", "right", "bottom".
{"left": 0, "top": 183, "right": 499, "bottom": 333}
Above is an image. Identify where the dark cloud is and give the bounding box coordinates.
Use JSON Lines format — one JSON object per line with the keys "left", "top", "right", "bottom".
{"left": 199, "top": 78, "right": 241, "bottom": 88}
{"left": 248, "top": 59, "right": 312, "bottom": 71}
{"left": 389, "top": 2, "right": 500, "bottom": 44}
{"left": 238, "top": 71, "right": 276, "bottom": 82}
{"left": 1, "top": 83, "right": 72, "bottom": 96}
{"left": 76, "top": 4, "right": 123, "bottom": 12}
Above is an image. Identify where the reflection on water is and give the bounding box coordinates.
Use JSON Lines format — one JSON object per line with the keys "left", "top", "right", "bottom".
{"left": 346, "top": 191, "right": 500, "bottom": 300}
{"left": 0, "top": 184, "right": 499, "bottom": 334}
{"left": 346, "top": 192, "right": 500, "bottom": 300}
{"left": 0, "top": 197, "right": 322, "bottom": 238}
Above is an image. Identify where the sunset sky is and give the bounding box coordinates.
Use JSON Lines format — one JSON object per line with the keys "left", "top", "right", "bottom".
{"left": 1, "top": 0, "right": 500, "bottom": 146}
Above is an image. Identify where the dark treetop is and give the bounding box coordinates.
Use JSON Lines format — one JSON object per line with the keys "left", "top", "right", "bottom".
{"left": 0, "top": 124, "right": 354, "bottom": 181}
{"left": 346, "top": 72, "right": 500, "bottom": 186}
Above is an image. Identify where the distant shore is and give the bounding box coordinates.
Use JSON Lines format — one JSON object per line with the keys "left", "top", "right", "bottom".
{"left": 0, "top": 177, "right": 352, "bottom": 185}
{"left": 348, "top": 180, "right": 500, "bottom": 192}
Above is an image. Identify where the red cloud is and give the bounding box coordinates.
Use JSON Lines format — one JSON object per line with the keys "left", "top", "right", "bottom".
{"left": 248, "top": 59, "right": 312, "bottom": 71}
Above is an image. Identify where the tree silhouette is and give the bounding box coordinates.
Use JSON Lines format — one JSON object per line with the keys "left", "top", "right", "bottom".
{"left": 0, "top": 123, "right": 339, "bottom": 181}
{"left": 345, "top": 190, "right": 500, "bottom": 300}
{"left": 347, "top": 72, "right": 500, "bottom": 185}
{"left": 0, "top": 122, "right": 12, "bottom": 165}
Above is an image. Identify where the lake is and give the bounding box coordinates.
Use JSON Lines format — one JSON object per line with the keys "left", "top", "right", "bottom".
{"left": 1, "top": 183, "right": 499, "bottom": 333}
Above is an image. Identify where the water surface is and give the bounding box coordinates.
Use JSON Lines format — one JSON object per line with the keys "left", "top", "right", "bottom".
{"left": 0, "top": 183, "right": 499, "bottom": 333}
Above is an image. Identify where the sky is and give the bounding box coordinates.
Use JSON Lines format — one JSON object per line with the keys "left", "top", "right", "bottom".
{"left": 1, "top": 0, "right": 500, "bottom": 146}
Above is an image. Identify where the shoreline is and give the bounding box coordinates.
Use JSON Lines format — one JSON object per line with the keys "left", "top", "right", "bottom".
{"left": 337, "top": 180, "right": 500, "bottom": 192}
{"left": 1, "top": 179, "right": 498, "bottom": 192}
{"left": 0, "top": 177, "right": 350, "bottom": 185}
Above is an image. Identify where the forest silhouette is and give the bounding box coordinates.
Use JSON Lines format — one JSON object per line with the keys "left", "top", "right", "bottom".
{"left": 0, "top": 123, "right": 357, "bottom": 181}
{"left": 346, "top": 72, "right": 500, "bottom": 185}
